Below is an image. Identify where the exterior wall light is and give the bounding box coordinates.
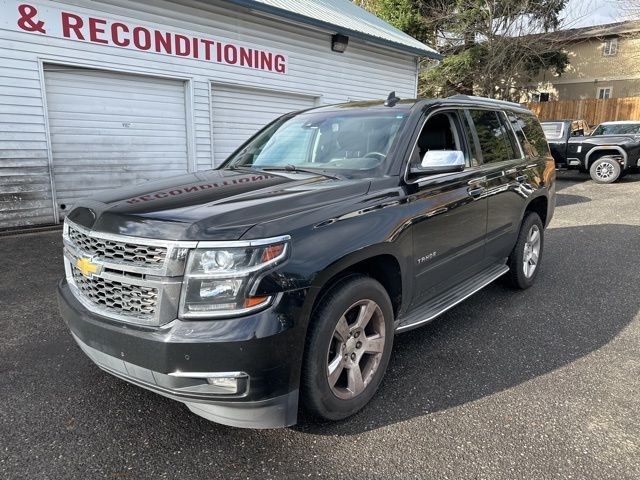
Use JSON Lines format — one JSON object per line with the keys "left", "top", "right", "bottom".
{"left": 331, "top": 34, "right": 349, "bottom": 53}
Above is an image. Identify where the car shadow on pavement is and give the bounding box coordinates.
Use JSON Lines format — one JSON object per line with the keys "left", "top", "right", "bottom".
{"left": 555, "top": 170, "right": 588, "bottom": 190}
{"left": 620, "top": 173, "right": 640, "bottom": 183}
{"left": 555, "top": 193, "right": 591, "bottom": 207}
{"left": 555, "top": 169, "right": 640, "bottom": 190}
{"left": 295, "top": 223, "right": 640, "bottom": 435}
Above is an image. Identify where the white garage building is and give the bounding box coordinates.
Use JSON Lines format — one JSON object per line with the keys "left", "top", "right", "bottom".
{"left": 0, "top": 0, "right": 439, "bottom": 228}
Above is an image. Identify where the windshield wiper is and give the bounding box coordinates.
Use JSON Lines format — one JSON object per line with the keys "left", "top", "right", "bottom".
{"left": 259, "top": 164, "right": 342, "bottom": 180}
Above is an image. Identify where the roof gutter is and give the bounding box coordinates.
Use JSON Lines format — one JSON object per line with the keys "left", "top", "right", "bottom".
{"left": 220, "top": 0, "right": 442, "bottom": 60}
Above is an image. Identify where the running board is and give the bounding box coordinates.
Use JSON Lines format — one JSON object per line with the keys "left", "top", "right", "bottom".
{"left": 396, "top": 264, "right": 509, "bottom": 333}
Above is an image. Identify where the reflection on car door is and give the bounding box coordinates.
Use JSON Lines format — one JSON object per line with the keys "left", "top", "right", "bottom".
{"left": 408, "top": 110, "right": 488, "bottom": 307}
{"left": 467, "top": 109, "right": 527, "bottom": 262}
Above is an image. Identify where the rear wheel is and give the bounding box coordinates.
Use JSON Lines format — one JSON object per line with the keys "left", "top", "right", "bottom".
{"left": 506, "top": 212, "right": 544, "bottom": 289}
{"left": 590, "top": 157, "right": 621, "bottom": 183}
{"left": 301, "top": 275, "right": 394, "bottom": 421}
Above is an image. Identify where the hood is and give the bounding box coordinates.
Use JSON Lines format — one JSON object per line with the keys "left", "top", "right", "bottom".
{"left": 66, "top": 168, "right": 371, "bottom": 241}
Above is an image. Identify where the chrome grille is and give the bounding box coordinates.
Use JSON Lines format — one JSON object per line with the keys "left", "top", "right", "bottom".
{"left": 63, "top": 219, "right": 194, "bottom": 326}
{"left": 72, "top": 267, "right": 158, "bottom": 318}
{"left": 68, "top": 226, "right": 167, "bottom": 267}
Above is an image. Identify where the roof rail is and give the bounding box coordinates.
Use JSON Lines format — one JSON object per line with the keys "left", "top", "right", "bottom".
{"left": 447, "top": 94, "right": 523, "bottom": 108}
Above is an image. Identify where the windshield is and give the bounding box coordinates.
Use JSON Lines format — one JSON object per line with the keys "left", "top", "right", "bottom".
{"left": 591, "top": 123, "right": 640, "bottom": 135}
{"left": 541, "top": 122, "right": 565, "bottom": 140}
{"left": 223, "top": 110, "right": 408, "bottom": 176}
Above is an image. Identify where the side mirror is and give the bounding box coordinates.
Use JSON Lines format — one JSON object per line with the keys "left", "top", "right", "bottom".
{"left": 410, "top": 150, "right": 465, "bottom": 175}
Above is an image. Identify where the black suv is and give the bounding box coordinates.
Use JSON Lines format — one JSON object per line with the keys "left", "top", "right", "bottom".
{"left": 58, "top": 94, "right": 556, "bottom": 429}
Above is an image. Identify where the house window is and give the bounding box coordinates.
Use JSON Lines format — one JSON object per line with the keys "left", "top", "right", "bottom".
{"left": 603, "top": 38, "right": 618, "bottom": 56}
{"left": 597, "top": 87, "right": 612, "bottom": 99}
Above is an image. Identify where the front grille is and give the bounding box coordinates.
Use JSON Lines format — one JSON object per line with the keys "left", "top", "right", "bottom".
{"left": 63, "top": 219, "right": 192, "bottom": 326}
{"left": 68, "top": 226, "right": 167, "bottom": 267}
{"left": 72, "top": 267, "right": 158, "bottom": 318}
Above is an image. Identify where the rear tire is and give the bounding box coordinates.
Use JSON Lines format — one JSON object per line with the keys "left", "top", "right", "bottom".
{"left": 589, "top": 157, "right": 621, "bottom": 183}
{"left": 301, "top": 275, "right": 394, "bottom": 421}
{"left": 506, "top": 212, "right": 544, "bottom": 290}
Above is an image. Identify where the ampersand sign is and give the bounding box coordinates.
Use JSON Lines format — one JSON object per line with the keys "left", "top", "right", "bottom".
{"left": 17, "top": 4, "right": 46, "bottom": 34}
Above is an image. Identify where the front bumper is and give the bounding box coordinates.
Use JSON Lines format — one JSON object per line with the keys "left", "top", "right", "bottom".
{"left": 57, "top": 280, "right": 306, "bottom": 429}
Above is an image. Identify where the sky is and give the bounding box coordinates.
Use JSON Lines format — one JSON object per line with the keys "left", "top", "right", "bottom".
{"left": 562, "top": 0, "right": 626, "bottom": 28}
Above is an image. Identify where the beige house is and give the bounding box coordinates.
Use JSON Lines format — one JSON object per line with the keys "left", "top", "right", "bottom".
{"left": 528, "top": 20, "right": 640, "bottom": 101}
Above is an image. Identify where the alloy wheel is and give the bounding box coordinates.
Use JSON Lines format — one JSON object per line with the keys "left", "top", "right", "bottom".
{"left": 326, "top": 299, "right": 386, "bottom": 400}
{"left": 523, "top": 224, "right": 541, "bottom": 278}
{"left": 595, "top": 161, "right": 615, "bottom": 180}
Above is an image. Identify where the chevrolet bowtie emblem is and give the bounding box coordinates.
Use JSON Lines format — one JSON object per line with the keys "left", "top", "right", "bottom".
{"left": 76, "top": 257, "right": 100, "bottom": 278}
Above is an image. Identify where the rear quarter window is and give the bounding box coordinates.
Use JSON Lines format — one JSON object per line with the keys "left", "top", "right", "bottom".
{"left": 516, "top": 113, "right": 551, "bottom": 158}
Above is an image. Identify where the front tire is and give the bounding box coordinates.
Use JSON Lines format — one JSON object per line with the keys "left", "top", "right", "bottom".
{"left": 506, "top": 212, "right": 544, "bottom": 289}
{"left": 590, "top": 157, "right": 621, "bottom": 183}
{"left": 301, "top": 275, "right": 394, "bottom": 421}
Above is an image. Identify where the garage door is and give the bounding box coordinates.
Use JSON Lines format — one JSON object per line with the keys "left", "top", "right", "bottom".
{"left": 44, "top": 65, "right": 189, "bottom": 218}
{"left": 211, "top": 84, "right": 317, "bottom": 163}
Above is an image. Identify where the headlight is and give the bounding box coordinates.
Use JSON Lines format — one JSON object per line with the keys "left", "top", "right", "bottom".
{"left": 179, "top": 238, "right": 289, "bottom": 319}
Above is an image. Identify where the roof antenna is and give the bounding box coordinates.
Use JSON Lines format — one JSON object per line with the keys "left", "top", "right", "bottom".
{"left": 384, "top": 91, "right": 400, "bottom": 107}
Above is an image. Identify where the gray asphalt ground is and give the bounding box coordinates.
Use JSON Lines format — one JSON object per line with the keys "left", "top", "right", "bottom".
{"left": 1, "top": 170, "right": 639, "bottom": 479}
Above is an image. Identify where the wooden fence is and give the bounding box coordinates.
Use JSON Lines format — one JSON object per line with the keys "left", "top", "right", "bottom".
{"left": 526, "top": 97, "right": 640, "bottom": 126}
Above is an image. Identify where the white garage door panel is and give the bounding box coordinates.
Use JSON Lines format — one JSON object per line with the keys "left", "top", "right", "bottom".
{"left": 44, "top": 65, "right": 189, "bottom": 213}
{"left": 211, "top": 84, "right": 317, "bottom": 163}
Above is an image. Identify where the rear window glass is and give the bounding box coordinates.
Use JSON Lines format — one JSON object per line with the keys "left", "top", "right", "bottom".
{"left": 518, "top": 114, "right": 551, "bottom": 158}
{"left": 541, "top": 122, "right": 565, "bottom": 140}
{"left": 507, "top": 112, "right": 530, "bottom": 154}
{"left": 469, "top": 110, "right": 515, "bottom": 163}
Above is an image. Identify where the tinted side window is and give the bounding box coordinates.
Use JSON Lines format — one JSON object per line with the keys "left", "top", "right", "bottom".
{"left": 506, "top": 112, "right": 532, "bottom": 156}
{"left": 413, "top": 111, "right": 469, "bottom": 167}
{"left": 469, "top": 110, "right": 515, "bottom": 163}
{"left": 460, "top": 112, "right": 481, "bottom": 167}
{"left": 515, "top": 113, "right": 550, "bottom": 158}
{"left": 498, "top": 111, "right": 523, "bottom": 158}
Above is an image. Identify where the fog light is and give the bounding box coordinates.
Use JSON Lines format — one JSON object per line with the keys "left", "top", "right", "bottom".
{"left": 169, "top": 371, "right": 248, "bottom": 395}
{"left": 207, "top": 376, "right": 238, "bottom": 392}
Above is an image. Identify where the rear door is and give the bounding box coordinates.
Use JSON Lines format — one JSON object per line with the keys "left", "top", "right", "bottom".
{"left": 466, "top": 109, "right": 527, "bottom": 262}
{"left": 409, "top": 109, "right": 489, "bottom": 306}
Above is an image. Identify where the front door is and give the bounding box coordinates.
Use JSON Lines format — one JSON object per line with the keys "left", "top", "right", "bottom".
{"left": 408, "top": 109, "right": 489, "bottom": 307}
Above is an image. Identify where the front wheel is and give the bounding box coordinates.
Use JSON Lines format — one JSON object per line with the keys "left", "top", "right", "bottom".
{"left": 590, "top": 157, "right": 621, "bottom": 184}
{"left": 301, "top": 275, "right": 394, "bottom": 421}
{"left": 506, "top": 212, "right": 544, "bottom": 289}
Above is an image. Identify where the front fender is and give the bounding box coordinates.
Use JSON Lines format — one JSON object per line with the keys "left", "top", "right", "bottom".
{"left": 294, "top": 213, "right": 413, "bottom": 319}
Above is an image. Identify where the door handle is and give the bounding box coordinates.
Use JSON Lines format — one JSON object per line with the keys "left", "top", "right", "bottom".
{"left": 467, "top": 187, "right": 485, "bottom": 198}
{"left": 515, "top": 175, "right": 526, "bottom": 183}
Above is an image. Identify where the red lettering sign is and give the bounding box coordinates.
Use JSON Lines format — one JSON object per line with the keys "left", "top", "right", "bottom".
{"left": 14, "top": 2, "right": 287, "bottom": 74}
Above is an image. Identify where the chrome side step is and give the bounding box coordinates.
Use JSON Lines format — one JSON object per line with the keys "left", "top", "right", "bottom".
{"left": 396, "top": 263, "right": 509, "bottom": 333}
